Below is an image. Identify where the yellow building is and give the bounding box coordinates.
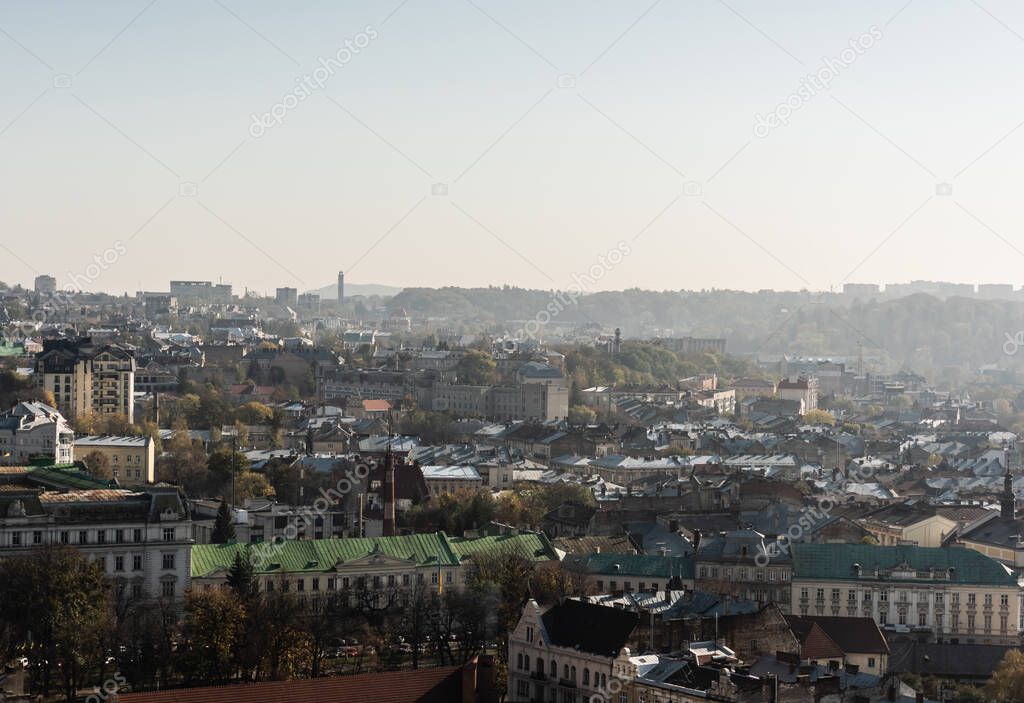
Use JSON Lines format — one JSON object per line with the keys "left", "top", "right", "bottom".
{"left": 74, "top": 435, "right": 155, "bottom": 486}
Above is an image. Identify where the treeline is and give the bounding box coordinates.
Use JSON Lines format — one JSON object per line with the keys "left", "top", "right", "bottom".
{"left": 389, "top": 287, "right": 1024, "bottom": 376}
{"left": 0, "top": 545, "right": 589, "bottom": 698}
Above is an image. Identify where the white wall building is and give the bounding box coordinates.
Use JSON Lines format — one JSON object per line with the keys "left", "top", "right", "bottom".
{"left": 0, "top": 401, "right": 74, "bottom": 465}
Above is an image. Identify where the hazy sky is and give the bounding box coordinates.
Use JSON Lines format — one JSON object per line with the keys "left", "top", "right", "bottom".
{"left": 2, "top": 0, "right": 1024, "bottom": 296}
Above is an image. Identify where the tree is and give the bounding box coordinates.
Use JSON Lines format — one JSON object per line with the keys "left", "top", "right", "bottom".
{"left": 235, "top": 470, "right": 274, "bottom": 503}
{"left": 178, "top": 589, "right": 245, "bottom": 685}
{"left": 802, "top": 409, "right": 836, "bottom": 426}
{"left": 212, "top": 500, "right": 236, "bottom": 543}
{"left": 0, "top": 545, "right": 114, "bottom": 699}
{"left": 81, "top": 450, "right": 112, "bottom": 480}
{"left": 987, "top": 649, "right": 1024, "bottom": 702}
{"left": 454, "top": 350, "right": 498, "bottom": 386}
{"left": 235, "top": 401, "right": 273, "bottom": 425}
{"left": 567, "top": 405, "right": 597, "bottom": 425}
{"left": 207, "top": 447, "right": 249, "bottom": 501}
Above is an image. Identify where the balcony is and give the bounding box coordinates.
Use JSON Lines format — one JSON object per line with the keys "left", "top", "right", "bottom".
{"left": 530, "top": 671, "right": 547, "bottom": 681}
{"left": 557, "top": 678, "right": 577, "bottom": 689}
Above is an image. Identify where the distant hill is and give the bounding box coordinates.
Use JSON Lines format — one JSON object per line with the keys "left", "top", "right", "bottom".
{"left": 305, "top": 282, "right": 403, "bottom": 299}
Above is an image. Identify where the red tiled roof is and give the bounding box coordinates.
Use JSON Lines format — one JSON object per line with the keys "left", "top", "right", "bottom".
{"left": 118, "top": 666, "right": 464, "bottom": 703}
{"left": 362, "top": 399, "right": 392, "bottom": 412}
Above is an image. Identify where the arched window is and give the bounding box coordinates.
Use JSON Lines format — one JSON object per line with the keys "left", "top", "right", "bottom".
{"left": 570, "top": 665, "right": 577, "bottom": 681}
{"left": 550, "top": 659, "right": 557, "bottom": 676}
{"left": 564, "top": 664, "right": 569, "bottom": 679}
{"left": 583, "top": 668, "right": 590, "bottom": 685}
{"left": 536, "top": 657, "right": 543, "bottom": 673}
{"left": 517, "top": 653, "right": 523, "bottom": 670}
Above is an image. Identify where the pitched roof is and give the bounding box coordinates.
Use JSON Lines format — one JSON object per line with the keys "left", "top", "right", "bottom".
{"left": 563, "top": 553, "right": 695, "bottom": 580}
{"left": 541, "top": 599, "right": 638, "bottom": 657}
{"left": 791, "top": 543, "right": 1017, "bottom": 586}
{"left": 117, "top": 666, "right": 464, "bottom": 703}
{"left": 448, "top": 532, "right": 558, "bottom": 563}
{"left": 786, "top": 615, "right": 889, "bottom": 656}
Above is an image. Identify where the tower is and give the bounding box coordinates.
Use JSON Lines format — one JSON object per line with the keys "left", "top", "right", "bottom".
{"left": 1002, "top": 466, "right": 1015, "bottom": 521}
{"left": 383, "top": 444, "right": 396, "bottom": 537}
{"left": 337, "top": 271, "right": 344, "bottom": 303}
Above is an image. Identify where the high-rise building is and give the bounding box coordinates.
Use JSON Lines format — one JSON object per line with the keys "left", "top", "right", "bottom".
{"left": 275, "top": 287, "right": 298, "bottom": 307}
{"left": 34, "top": 275, "right": 57, "bottom": 294}
{"left": 337, "top": 271, "right": 344, "bottom": 302}
{"left": 34, "top": 337, "right": 136, "bottom": 420}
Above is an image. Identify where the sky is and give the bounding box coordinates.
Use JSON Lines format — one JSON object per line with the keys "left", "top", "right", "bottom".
{"left": 2, "top": 0, "right": 1024, "bottom": 296}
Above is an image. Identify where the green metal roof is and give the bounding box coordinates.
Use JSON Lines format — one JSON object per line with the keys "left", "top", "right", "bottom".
{"left": 791, "top": 543, "right": 1017, "bottom": 586}
{"left": 27, "top": 465, "right": 117, "bottom": 490}
{"left": 448, "top": 532, "right": 559, "bottom": 563}
{"left": 572, "top": 553, "right": 695, "bottom": 580}
{"left": 193, "top": 532, "right": 460, "bottom": 578}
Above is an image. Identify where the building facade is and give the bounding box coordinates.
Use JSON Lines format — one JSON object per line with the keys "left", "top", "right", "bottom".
{"left": 0, "top": 401, "right": 74, "bottom": 465}
{"left": 74, "top": 435, "right": 156, "bottom": 486}
{"left": 0, "top": 486, "right": 192, "bottom": 601}
{"left": 791, "top": 543, "right": 1021, "bottom": 646}
{"left": 34, "top": 338, "right": 136, "bottom": 420}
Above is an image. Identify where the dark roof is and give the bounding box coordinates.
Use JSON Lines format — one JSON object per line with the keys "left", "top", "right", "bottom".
{"left": 786, "top": 615, "right": 889, "bottom": 655}
{"left": 891, "top": 640, "right": 1016, "bottom": 679}
{"left": 960, "top": 515, "right": 1024, "bottom": 549}
{"left": 118, "top": 666, "right": 464, "bottom": 703}
{"left": 541, "top": 599, "right": 638, "bottom": 656}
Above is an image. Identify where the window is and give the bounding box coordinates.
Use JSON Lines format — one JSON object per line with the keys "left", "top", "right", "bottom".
{"left": 550, "top": 660, "right": 557, "bottom": 676}
{"left": 1001, "top": 615, "right": 1009, "bottom": 633}
{"left": 297, "top": 579, "right": 305, "bottom": 592}
{"left": 919, "top": 612, "right": 926, "bottom": 626}
{"left": 116, "top": 529, "right": 125, "bottom": 544}
{"left": 115, "top": 556, "right": 125, "bottom": 572}
{"left": 342, "top": 577, "right": 350, "bottom": 589}
{"left": 583, "top": 668, "right": 589, "bottom": 685}
{"left": 526, "top": 626, "right": 534, "bottom": 643}
{"left": 968, "top": 593, "right": 977, "bottom": 605}
{"left": 800, "top": 588, "right": 808, "bottom": 600}
{"left": 816, "top": 588, "right": 824, "bottom": 601}
{"left": 388, "top": 574, "right": 396, "bottom": 586}
{"left": 868, "top": 657, "right": 876, "bottom": 668}
{"left": 880, "top": 591, "right": 888, "bottom": 602}
{"left": 161, "top": 581, "right": 175, "bottom": 598}
{"left": 312, "top": 578, "right": 319, "bottom": 591}
{"left": 935, "top": 593, "right": 944, "bottom": 605}
{"left": 11, "top": 532, "right": 20, "bottom": 547}
{"left": 133, "top": 529, "right": 142, "bottom": 542}
{"left": 133, "top": 555, "right": 142, "bottom": 571}
{"left": 848, "top": 590, "right": 856, "bottom": 602}
{"left": 161, "top": 553, "right": 175, "bottom": 570}
{"left": 1002, "top": 594, "right": 1010, "bottom": 607}
{"left": 163, "top": 528, "right": 174, "bottom": 542}
{"left": 131, "top": 583, "right": 142, "bottom": 599}
{"left": 403, "top": 574, "right": 410, "bottom": 586}
{"left": 985, "top": 594, "right": 993, "bottom": 606}
{"left": 97, "top": 530, "right": 106, "bottom": 544}
{"left": 32, "top": 530, "right": 42, "bottom": 544}
{"left": 60, "top": 531, "right": 69, "bottom": 544}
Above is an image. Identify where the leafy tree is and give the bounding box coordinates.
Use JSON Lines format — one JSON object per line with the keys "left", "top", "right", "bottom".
{"left": 235, "top": 470, "right": 274, "bottom": 503}
{"left": 568, "top": 405, "right": 597, "bottom": 425}
{"left": 178, "top": 589, "right": 245, "bottom": 685}
{"left": 212, "top": 500, "right": 236, "bottom": 543}
{"left": 455, "top": 350, "right": 499, "bottom": 386}
{"left": 0, "top": 545, "right": 114, "bottom": 699}
{"left": 207, "top": 447, "right": 249, "bottom": 501}
{"left": 802, "top": 409, "right": 836, "bottom": 426}
{"left": 81, "top": 450, "right": 112, "bottom": 479}
{"left": 155, "top": 420, "right": 208, "bottom": 494}
{"left": 987, "top": 649, "right": 1024, "bottom": 702}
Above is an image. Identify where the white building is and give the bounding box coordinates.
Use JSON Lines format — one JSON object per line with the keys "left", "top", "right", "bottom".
{"left": 0, "top": 486, "right": 192, "bottom": 601}
{"left": 0, "top": 401, "right": 74, "bottom": 465}
{"left": 507, "top": 598, "right": 638, "bottom": 703}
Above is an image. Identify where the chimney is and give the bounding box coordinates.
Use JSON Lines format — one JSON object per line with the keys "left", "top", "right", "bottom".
{"left": 383, "top": 447, "right": 396, "bottom": 537}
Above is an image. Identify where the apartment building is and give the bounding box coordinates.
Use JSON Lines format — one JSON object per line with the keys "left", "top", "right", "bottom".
{"left": 0, "top": 401, "right": 74, "bottom": 465}
{"left": 507, "top": 598, "right": 638, "bottom": 703}
{"left": 777, "top": 376, "right": 819, "bottom": 413}
{"left": 0, "top": 486, "right": 192, "bottom": 601}
{"left": 790, "top": 543, "right": 1021, "bottom": 646}
{"left": 34, "top": 337, "right": 136, "bottom": 420}
{"left": 74, "top": 435, "right": 156, "bottom": 486}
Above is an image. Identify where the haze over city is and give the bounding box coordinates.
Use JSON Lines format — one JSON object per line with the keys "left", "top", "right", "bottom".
{"left": 5, "top": 0, "right": 1024, "bottom": 294}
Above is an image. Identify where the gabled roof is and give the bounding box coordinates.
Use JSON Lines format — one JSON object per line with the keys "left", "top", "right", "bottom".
{"left": 541, "top": 599, "right": 638, "bottom": 657}
{"left": 786, "top": 615, "right": 889, "bottom": 656}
